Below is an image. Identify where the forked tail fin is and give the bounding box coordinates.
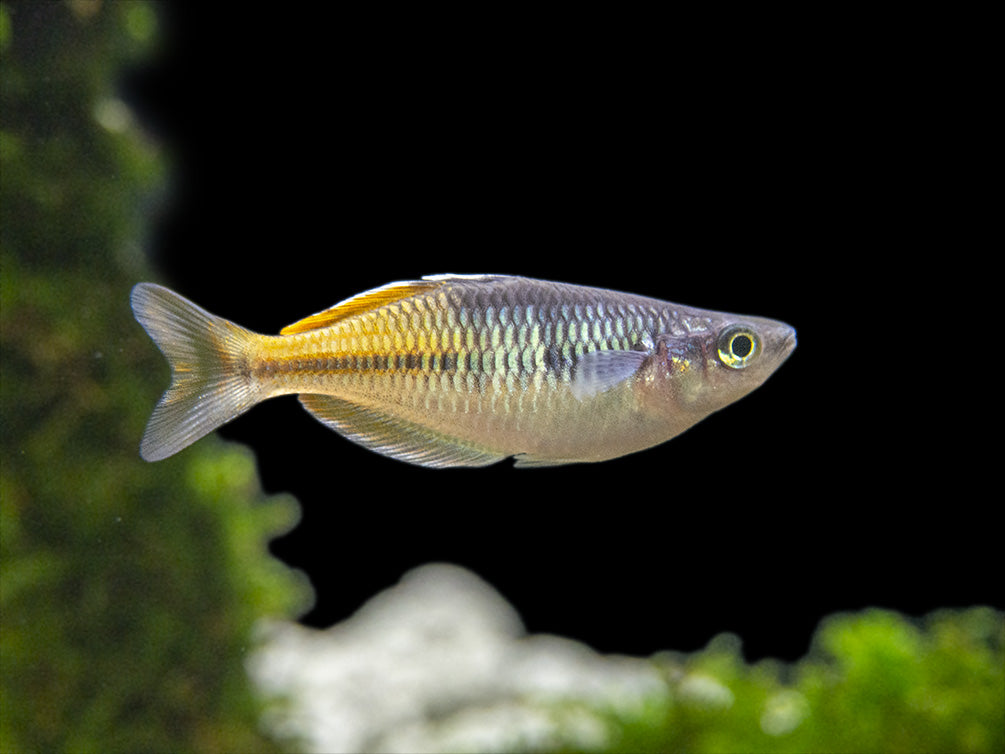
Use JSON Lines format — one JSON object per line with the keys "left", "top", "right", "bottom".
{"left": 130, "top": 283, "right": 262, "bottom": 461}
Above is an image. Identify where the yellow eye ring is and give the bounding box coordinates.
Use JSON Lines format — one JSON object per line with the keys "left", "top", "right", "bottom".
{"left": 717, "top": 326, "right": 760, "bottom": 369}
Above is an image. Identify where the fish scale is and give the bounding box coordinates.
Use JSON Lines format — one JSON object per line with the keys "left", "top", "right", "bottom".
{"left": 130, "top": 274, "right": 796, "bottom": 467}
{"left": 281, "top": 285, "right": 626, "bottom": 384}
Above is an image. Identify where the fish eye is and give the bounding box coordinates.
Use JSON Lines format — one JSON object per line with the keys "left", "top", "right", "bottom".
{"left": 717, "top": 326, "right": 760, "bottom": 369}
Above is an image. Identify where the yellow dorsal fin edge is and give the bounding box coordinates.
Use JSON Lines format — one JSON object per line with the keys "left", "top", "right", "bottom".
{"left": 279, "top": 279, "right": 441, "bottom": 335}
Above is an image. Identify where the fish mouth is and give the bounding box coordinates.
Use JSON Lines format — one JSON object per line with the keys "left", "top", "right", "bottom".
{"left": 772, "top": 325, "right": 797, "bottom": 361}
{"left": 783, "top": 327, "right": 797, "bottom": 352}
{"left": 779, "top": 325, "right": 795, "bottom": 357}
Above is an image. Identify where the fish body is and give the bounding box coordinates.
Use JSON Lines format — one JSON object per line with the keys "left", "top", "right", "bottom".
{"left": 130, "top": 274, "right": 796, "bottom": 467}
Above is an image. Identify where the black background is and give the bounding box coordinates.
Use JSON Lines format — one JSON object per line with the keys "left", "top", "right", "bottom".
{"left": 121, "top": 6, "right": 996, "bottom": 661}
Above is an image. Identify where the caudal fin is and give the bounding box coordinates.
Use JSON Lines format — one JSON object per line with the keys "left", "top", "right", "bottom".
{"left": 130, "top": 283, "right": 262, "bottom": 461}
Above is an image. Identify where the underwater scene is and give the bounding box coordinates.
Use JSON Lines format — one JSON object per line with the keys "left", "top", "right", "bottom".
{"left": 2, "top": 3, "right": 1002, "bottom": 752}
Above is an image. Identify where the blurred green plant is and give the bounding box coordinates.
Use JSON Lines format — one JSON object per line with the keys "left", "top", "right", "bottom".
{"left": 550, "top": 607, "right": 1004, "bottom": 754}
{"left": 0, "top": 3, "right": 311, "bottom": 752}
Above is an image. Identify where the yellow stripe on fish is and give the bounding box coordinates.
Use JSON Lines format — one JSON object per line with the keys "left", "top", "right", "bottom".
{"left": 130, "top": 274, "right": 796, "bottom": 467}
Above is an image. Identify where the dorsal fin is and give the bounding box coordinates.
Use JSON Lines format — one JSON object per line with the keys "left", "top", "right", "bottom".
{"left": 280, "top": 279, "right": 440, "bottom": 335}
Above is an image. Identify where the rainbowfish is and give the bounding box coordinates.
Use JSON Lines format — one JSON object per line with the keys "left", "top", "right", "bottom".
{"left": 130, "top": 274, "right": 795, "bottom": 467}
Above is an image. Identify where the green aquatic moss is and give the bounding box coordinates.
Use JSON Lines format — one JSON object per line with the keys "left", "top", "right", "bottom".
{"left": 0, "top": 3, "right": 311, "bottom": 752}
{"left": 558, "top": 608, "right": 1004, "bottom": 754}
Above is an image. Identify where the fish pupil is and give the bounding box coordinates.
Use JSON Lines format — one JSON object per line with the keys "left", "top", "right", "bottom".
{"left": 731, "top": 334, "right": 753, "bottom": 359}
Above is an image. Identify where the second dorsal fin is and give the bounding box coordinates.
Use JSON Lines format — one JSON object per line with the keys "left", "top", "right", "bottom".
{"left": 279, "top": 279, "right": 440, "bottom": 335}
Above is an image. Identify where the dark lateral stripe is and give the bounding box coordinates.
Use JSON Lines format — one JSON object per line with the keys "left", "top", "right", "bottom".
{"left": 263, "top": 352, "right": 470, "bottom": 375}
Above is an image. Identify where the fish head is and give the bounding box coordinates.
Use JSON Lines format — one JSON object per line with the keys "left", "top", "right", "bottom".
{"left": 640, "top": 314, "right": 797, "bottom": 423}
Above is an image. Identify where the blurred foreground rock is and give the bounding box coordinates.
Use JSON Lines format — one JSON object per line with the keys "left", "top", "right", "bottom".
{"left": 248, "top": 563, "right": 666, "bottom": 753}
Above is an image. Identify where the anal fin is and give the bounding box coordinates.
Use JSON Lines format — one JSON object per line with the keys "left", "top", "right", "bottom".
{"left": 512, "top": 454, "right": 582, "bottom": 468}
{"left": 299, "top": 394, "right": 506, "bottom": 469}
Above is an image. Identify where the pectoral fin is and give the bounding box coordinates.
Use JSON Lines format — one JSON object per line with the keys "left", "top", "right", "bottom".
{"left": 570, "top": 348, "right": 649, "bottom": 400}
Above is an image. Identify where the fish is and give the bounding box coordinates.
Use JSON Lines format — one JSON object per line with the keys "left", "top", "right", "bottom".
{"left": 130, "top": 274, "right": 796, "bottom": 468}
